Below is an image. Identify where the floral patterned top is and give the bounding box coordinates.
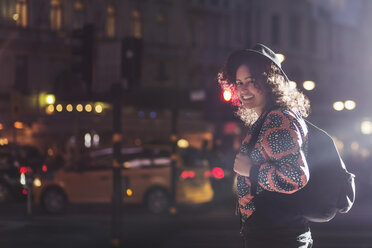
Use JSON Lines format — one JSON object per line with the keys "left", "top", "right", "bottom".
{"left": 236, "top": 108, "right": 309, "bottom": 222}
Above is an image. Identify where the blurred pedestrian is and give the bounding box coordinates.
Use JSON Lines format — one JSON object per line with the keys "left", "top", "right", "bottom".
{"left": 218, "top": 43, "right": 312, "bottom": 247}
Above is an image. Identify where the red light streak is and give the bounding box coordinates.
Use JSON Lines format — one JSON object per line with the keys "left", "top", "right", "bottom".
{"left": 181, "top": 171, "right": 196, "bottom": 179}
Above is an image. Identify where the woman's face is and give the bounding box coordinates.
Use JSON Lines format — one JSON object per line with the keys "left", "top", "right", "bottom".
{"left": 235, "top": 64, "right": 267, "bottom": 115}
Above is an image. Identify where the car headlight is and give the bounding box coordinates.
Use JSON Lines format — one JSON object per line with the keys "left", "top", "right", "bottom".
{"left": 33, "top": 177, "right": 42, "bottom": 187}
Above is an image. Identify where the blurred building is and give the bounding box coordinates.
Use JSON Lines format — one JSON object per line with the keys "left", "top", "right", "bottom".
{"left": 0, "top": 0, "right": 369, "bottom": 157}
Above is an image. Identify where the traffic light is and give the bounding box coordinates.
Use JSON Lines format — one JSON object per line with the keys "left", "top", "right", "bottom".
{"left": 121, "top": 37, "right": 143, "bottom": 90}
{"left": 222, "top": 89, "right": 232, "bottom": 102}
{"left": 71, "top": 24, "right": 94, "bottom": 95}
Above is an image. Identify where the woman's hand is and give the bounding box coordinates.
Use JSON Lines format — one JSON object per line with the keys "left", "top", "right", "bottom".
{"left": 233, "top": 153, "right": 253, "bottom": 177}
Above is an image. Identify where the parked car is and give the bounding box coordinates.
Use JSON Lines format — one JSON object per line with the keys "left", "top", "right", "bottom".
{"left": 0, "top": 145, "right": 45, "bottom": 203}
{"left": 32, "top": 146, "right": 214, "bottom": 214}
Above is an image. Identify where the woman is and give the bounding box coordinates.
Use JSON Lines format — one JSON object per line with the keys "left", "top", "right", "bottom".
{"left": 218, "top": 44, "right": 313, "bottom": 247}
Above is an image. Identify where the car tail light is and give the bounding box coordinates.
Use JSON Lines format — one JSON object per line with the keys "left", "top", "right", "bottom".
{"left": 204, "top": 170, "right": 212, "bottom": 178}
{"left": 19, "top": 166, "right": 32, "bottom": 174}
{"left": 181, "top": 170, "right": 196, "bottom": 179}
{"left": 204, "top": 167, "right": 225, "bottom": 179}
{"left": 42, "top": 165, "right": 48, "bottom": 172}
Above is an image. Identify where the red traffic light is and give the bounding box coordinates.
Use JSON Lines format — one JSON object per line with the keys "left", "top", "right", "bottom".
{"left": 223, "top": 89, "right": 232, "bottom": 102}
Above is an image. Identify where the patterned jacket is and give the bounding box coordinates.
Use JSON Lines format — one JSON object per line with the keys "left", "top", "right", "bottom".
{"left": 236, "top": 108, "right": 309, "bottom": 222}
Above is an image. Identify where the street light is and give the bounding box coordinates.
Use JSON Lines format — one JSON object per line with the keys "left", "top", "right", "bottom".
{"left": 223, "top": 89, "right": 232, "bottom": 102}
{"left": 361, "top": 120, "right": 372, "bottom": 135}
{"left": 333, "top": 101, "right": 344, "bottom": 111}
{"left": 85, "top": 104, "right": 93, "bottom": 112}
{"left": 45, "top": 94, "right": 56, "bottom": 105}
{"left": 344, "top": 100, "right": 356, "bottom": 110}
{"left": 45, "top": 105, "right": 55, "bottom": 115}
{"left": 76, "top": 104, "right": 83, "bottom": 112}
{"left": 276, "top": 53, "right": 285, "bottom": 63}
{"left": 56, "top": 104, "right": 63, "bottom": 112}
{"left": 303, "top": 81, "right": 316, "bottom": 91}
{"left": 66, "top": 104, "right": 73, "bottom": 112}
{"left": 289, "top": 81, "right": 297, "bottom": 89}
{"left": 95, "top": 103, "right": 103, "bottom": 113}
{"left": 177, "top": 139, "right": 189, "bottom": 148}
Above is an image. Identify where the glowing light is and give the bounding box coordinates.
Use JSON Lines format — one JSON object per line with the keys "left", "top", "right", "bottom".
{"left": 177, "top": 139, "right": 189, "bottom": 148}
{"left": 95, "top": 104, "right": 103, "bottom": 113}
{"left": 181, "top": 171, "right": 196, "bottom": 179}
{"left": 13, "top": 13, "right": 19, "bottom": 21}
{"left": 14, "top": 122, "right": 24, "bottom": 129}
{"left": 212, "top": 167, "right": 225, "bottom": 179}
{"left": 150, "top": 112, "right": 157, "bottom": 118}
{"left": 361, "top": 149, "right": 370, "bottom": 158}
{"left": 204, "top": 170, "right": 212, "bottom": 178}
{"left": 33, "top": 178, "right": 42, "bottom": 187}
{"left": 56, "top": 104, "right": 63, "bottom": 112}
{"left": 22, "top": 189, "right": 28, "bottom": 195}
{"left": 223, "top": 89, "right": 232, "bottom": 102}
{"left": 93, "top": 134, "right": 100, "bottom": 147}
{"left": 42, "top": 165, "right": 48, "bottom": 172}
{"left": 289, "top": 81, "right": 297, "bottom": 89}
{"left": 0, "top": 138, "right": 8, "bottom": 146}
{"left": 134, "top": 138, "right": 141, "bottom": 146}
{"left": 45, "top": 94, "right": 55, "bottom": 105}
{"left": 333, "top": 101, "right": 344, "bottom": 111}
{"left": 276, "top": 53, "right": 286, "bottom": 63}
{"left": 84, "top": 133, "right": 92, "bottom": 148}
{"left": 126, "top": 189, "right": 133, "bottom": 197}
{"left": 332, "top": 137, "right": 344, "bottom": 151}
{"left": 361, "top": 120, "right": 372, "bottom": 135}
{"left": 303, "top": 81, "right": 316, "bottom": 91}
{"left": 20, "top": 167, "right": 32, "bottom": 174}
{"left": 76, "top": 104, "right": 83, "bottom": 112}
{"left": 344, "top": 100, "right": 356, "bottom": 110}
{"left": 85, "top": 104, "right": 92, "bottom": 112}
{"left": 351, "top": 142, "right": 359, "bottom": 151}
{"left": 47, "top": 148, "right": 54, "bottom": 156}
{"left": 66, "top": 104, "right": 73, "bottom": 112}
{"left": 20, "top": 173, "right": 26, "bottom": 185}
{"left": 0, "top": 123, "right": 3, "bottom": 130}
{"left": 123, "top": 162, "right": 130, "bottom": 168}
{"left": 46, "top": 105, "right": 55, "bottom": 114}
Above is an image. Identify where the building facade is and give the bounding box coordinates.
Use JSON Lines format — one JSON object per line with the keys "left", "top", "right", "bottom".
{"left": 0, "top": 0, "right": 368, "bottom": 156}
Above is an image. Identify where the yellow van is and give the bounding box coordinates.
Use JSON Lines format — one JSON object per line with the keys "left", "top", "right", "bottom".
{"left": 32, "top": 147, "right": 214, "bottom": 214}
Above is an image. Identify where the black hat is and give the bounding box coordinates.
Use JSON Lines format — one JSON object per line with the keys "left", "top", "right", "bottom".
{"left": 233, "top": 43, "right": 288, "bottom": 82}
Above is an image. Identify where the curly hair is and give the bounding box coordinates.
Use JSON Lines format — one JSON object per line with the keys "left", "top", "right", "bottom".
{"left": 218, "top": 52, "right": 310, "bottom": 126}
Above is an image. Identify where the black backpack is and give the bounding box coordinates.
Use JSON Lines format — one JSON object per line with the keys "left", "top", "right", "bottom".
{"left": 248, "top": 116, "right": 356, "bottom": 223}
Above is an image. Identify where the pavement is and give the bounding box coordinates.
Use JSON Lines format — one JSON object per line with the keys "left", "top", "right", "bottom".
{"left": 0, "top": 197, "right": 372, "bottom": 248}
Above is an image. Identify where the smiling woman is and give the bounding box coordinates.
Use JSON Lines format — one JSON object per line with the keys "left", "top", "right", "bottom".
{"left": 217, "top": 44, "right": 312, "bottom": 248}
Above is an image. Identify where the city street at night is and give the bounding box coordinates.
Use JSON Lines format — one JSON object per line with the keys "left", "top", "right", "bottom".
{"left": 1, "top": 0, "right": 372, "bottom": 247}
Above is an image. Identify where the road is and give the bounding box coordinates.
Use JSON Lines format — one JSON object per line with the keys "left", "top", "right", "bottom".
{"left": 0, "top": 197, "right": 372, "bottom": 248}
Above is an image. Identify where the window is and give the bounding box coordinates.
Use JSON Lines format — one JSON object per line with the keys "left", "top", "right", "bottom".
{"left": 289, "top": 15, "right": 301, "bottom": 48}
{"left": 105, "top": 5, "right": 115, "bottom": 38}
{"left": 50, "top": 0, "right": 62, "bottom": 31}
{"left": 156, "top": 12, "right": 168, "bottom": 43}
{"left": 131, "top": 9, "right": 142, "bottom": 39}
{"left": 271, "top": 14, "right": 280, "bottom": 45}
{"left": 14, "top": 55, "right": 28, "bottom": 93}
{"left": 16, "top": 0, "right": 27, "bottom": 28}
{"left": 73, "top": 0, "right": 85, "bottom": 29}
